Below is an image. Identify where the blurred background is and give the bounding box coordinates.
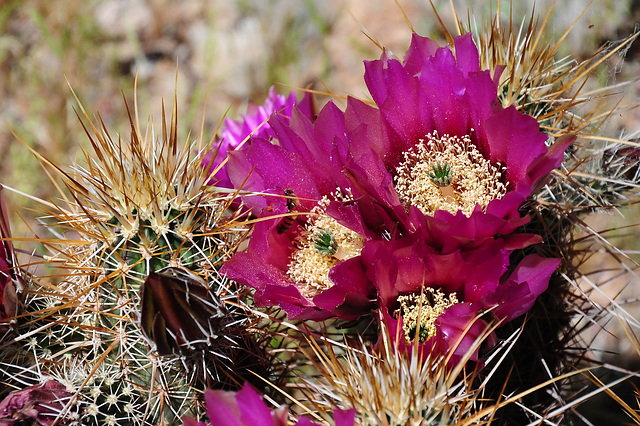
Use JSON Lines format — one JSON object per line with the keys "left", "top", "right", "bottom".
{"left": 2, "top": 0, "right": 638, "bottom": 206}
{"left": 1, "top": 0, "right": 640, "bottom": 421}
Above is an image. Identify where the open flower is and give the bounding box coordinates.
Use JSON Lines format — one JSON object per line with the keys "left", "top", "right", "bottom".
{"left": 355, "top": 231, "right": 561, "bottom": 364}
{"left": 340, "top": 32, "right": 574, "bottom": 247}
{"left": 182, "top": 382, "right": 355, "bottom": 426}
{"left": 203, "top": 87, "right": 313, "bottom": 188}
{"left": 221, "top": 106, "right": 383, "bottom": 320}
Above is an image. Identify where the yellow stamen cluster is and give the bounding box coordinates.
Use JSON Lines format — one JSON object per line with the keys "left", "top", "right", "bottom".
{"left": 395, "top": 132, "right": 507, "bottom": 217}
{"left": 287, "top": 198, "right": 364, "bottom": 298}
{"left": 395, "top": 288, "right": 459, "bottom": 343}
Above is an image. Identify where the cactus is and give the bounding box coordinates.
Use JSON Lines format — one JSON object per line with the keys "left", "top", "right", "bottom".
{"left": 0, "top": 93, "right": 269, "bottom": 425}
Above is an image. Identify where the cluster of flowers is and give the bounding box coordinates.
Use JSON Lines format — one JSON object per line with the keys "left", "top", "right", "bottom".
{"left": 179, "top": 33, "right": 576, "bottom": 423}
{"left": 217, "top": 33, "right": 571, "bottom": 362}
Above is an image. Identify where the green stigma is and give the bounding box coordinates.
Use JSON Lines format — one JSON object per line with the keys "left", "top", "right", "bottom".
{"left": 313, "top": 229, "right": 338, "bottom": 256}
{"left": 426, "top": 161, "right": 452, "bottom": 187}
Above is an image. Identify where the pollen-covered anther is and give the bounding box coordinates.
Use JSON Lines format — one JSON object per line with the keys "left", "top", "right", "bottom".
{"left": 395, "top": 131, "right": 507, "bottom": 217}
{"left": 394, "top": 288, "right": 459, "bottom": 343}
{"left": 287, "top": 202, "right": 364, "bottom": 298}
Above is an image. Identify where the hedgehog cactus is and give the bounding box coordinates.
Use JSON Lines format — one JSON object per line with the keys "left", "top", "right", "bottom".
{"left": 0, "top": 94, "right": 264, "bottom": 425}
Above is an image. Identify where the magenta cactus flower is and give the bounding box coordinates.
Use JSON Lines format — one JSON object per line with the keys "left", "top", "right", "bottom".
{"left": 342, "top": 32, "right": 574, "bottom": 246}
{"left": 182, "top": 382, "right": 355, "bottom": 426}
{"left": 221, "top": 106, "right": 385, "bottom": 320}
{"left": 203, "top": 87, "right": 314, "bottom": 188}
{"left": 363, "top": 235, "right": 561, "bottom": 364}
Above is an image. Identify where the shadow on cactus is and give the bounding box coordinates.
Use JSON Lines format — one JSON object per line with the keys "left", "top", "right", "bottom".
{"left": 0, "top": 85, "right": 275, "bottom": 425}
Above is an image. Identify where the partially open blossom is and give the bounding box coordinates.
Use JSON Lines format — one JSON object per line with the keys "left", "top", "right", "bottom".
{"left": 139, "top": 268, "right": 227, "bottom": 356}
{"left": 182, "top": 382, "right": 355, "bottom": 426}
{"left": 384, "top": 304, "right": 492, "bottom": 367}
{"left": 361, "top": 231, "right": 560, "bottom": 364}
{"left": 203, "top": 87, "right": 313, "bottom": 188}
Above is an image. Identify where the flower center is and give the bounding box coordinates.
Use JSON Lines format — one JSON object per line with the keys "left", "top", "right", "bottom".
{"left": 394, "top": 288, "right": 459, "bottom": 343}
{"left": 287, "top": 198, "right": 364, "bottom": 298}
{"left": 395, "top": 131, "right": 507, "bottom": 217}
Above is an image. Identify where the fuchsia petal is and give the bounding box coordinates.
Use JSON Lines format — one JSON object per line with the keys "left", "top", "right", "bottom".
{"left": 527, "top": 133, "right": 577, "bottom": 190}
{"left": 270, "top": 104, "right": 348, "bottom": 195}
{"left": 417, "top": 46, "right": 471, "bottom": 137}
{"left": 325, "top": 198, "right": 384, "bottom": 240}
{"left": 235, "top": 384, "right": 277, "bottom": 425}
{"left": 343, "top": 133, "right": 401, "bottom": 211}
{"left": 465, "top": 70, "right": 502, "bottom": 129}
{"left": 191, "top": 383, "right": 346, "bottom": 426}
{"left": 333, "top": 408, "right": 357, "bottom": 426}
{"left": 360, "top": 239, "right": 409, "bottom": 308}
{"left": 363, "top": 53, "right": 390, "bottom": 107}
{"left": 434, "top": 303, "right": 493, "bottom": 365}
{"left": 364, "top": 57, "right": 423, "bottom": 148}
{"left": 481, "top": 106, "right": 549, "bottom": 193}
{"left": 203, "top": 390, "right": 244, "bottom": 426}
{"left": 458, "top": 247, "right": 511, "bottom": 303}
{"left": 344, "top": 97, "right": 391, "bottom": 160}
{"left": 227, "top": 138, "right": 322, "bottom": 214}
{"left": 453, "top": 32, "right": 481, "bottom": 76}
{"left": 403, "top": 33, "right": 440, "bottom": 75}
{"left": 315, "top": 257, "right": 376, "bottom": 319}
{"left": 204, "top": 88, "right": 311, "bottom": 188}
{"left": 479, "top": 254, "right": 561, "bottom": 322}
